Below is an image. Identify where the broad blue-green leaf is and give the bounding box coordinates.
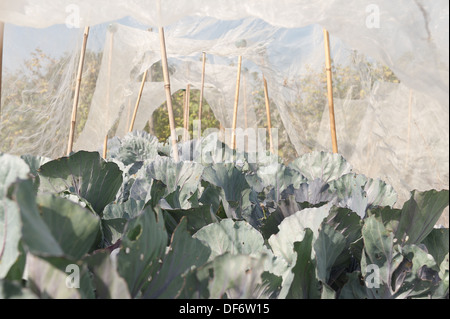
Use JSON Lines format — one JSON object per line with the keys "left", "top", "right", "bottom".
{"left": 422, "top": 228, "right": 449, "bottom": 267}
{"left": 10, "top": 180, "right": 63, "bottom": 257}
{"left": 0, "top": 154, "right": 30, "bottom": 199}
{"left": 38, "top": 151, "right": 123, "bottom": 215}
{"left": 338, "top": 272, "right": 367, "bottom": 299}
{"left": 109, "top": 131, "right": 159, "bottom": 165}
{"left": 435, "top": 253, "right": 449, "bottom": 298}
{"left": 289, "top": 151, "right": 352, "bottom": 183}
{"left": 330, "top": 174, "right": 397, "bottom": 218}
{"left": 361, "top": 216, "right": 403, "bottom": 299}
{"left": 162, "top": 204, "right": 219, "bottom": 236}
{"left": 132, "top": 156, "right": 204, "bottom": 209}
{"left": 103, "top": 198, "right": 146, "bottom": 220}
{"left": 292, "top": 179, "right": 335, "bottom": 205}
{"left": 194, "top": 219, "right": 268, "bottom": 261}
{"left": 364, "top": 177, "right": 397, "bottom": 208}
{"left": 85, "top": 251, "right": 131, "bottom": 299}
{"left": 26, "top": 254, "right": 81, "bottom": 299}
{"left": 202, "top": 163, "right": 250, "bottom": 203}
{"left": 143, "top": 218, "right": 211, "bottom": 299}
{"left": 286, "top": 229, "right": 321, "bottom": 299}
{"left": 268, "top": 204, "right": 331, "bottom": 265}
{"left": 0, "top": 280, "right": 36, "bottom": 299}
{"left": 0, "top": 199, "right": 22, "bottom": 279}
{"left": 314, "top": 223, "right": 346, "bottom": 283}
{"left": 20, "top": 155, "right": 51, "bottom": 191}
{"left": 193, "top": 253, "right": 270, "bottom": 299}
{"left": 329, "top": 174, "right": 368, "bottom": 218}
{"left": 245, "top": 162, "right": 305, "bottom": 196}
{"left": 36, "top": 194, "right": 101, "bottom": 260}
{"left": 396, "top": 189, "right": 449, "bottom": 245}
{"left": 393, "top": 245, "right": 441, "bottom": 298}
{"left": 117, "top": 206, "right": 168, "bottom": 297}
{"left": 102, "top": 199, "right": 146, "bottom": 245}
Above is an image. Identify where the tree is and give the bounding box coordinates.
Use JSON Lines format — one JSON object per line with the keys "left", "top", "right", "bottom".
{"left": 0, "top": 48, "right": 102, "bottom": 158}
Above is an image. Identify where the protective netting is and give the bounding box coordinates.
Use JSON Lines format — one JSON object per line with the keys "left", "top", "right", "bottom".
{"left": 0, "top": 1, "right": 448, "bottom": 218}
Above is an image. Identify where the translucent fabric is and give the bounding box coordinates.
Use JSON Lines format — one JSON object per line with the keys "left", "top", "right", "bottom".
{"left": 0, "top": 1, "right": 448, "bottom": 218}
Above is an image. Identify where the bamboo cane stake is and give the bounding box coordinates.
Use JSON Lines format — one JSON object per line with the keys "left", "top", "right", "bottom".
{"left": 231, "top": 55, "right": 243, "bottom": 149}
{"left": 0, "top": 22, "right": 4, "bottom": 117}
{"left": 159, "top": 27, "right": 179, "bottom": 162}
{"left": 129, "top": 69, "right": 148, "bottom": 132}
{"left": 102, "top": 134, "right": 108, "bottom": 159}
{"left": 263, "top": 75, "right": 274, "bottom": 154}
{"left": 67, "top": 26, "right": 90, "bottom": 156}
{"left": 323, "top": 29, "right": 339, "bottom": 154}
{"left": 198, "top": 52, "right": 206, "bottom": 137}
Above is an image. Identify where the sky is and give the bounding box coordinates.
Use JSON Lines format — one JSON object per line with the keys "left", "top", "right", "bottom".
{"left": 3, "top": 16, "right": 150, "bottom": 72}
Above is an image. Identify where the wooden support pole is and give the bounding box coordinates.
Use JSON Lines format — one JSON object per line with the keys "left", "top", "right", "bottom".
{"left": 67, "top": 26, "right": 90, "bottom": 156}
{"left": 102, "top": 134, "right": 108, "bottom": 159}
{"left": 263, "top": 75, "right": 274, "bottom": 154}
{"left": 198, "top": 52, "right": 206, "bottom": 137}
{"left": 323, "top": 29, "right": 339, "bottom": 154}
{"left": 129, "top": 69, "right": 148, "bottom": 132}
{"left": 0, "top": 22, "right": 4, "bottom": 116}
{"left": 231, "top": 55, "right": 243, "bottom": 149}
{"left": 159, "top": 27, "right": 179, "bottom": 162}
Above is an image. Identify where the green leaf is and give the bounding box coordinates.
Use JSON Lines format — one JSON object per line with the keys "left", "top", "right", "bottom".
{"left": 338, "top": 272, "right": 367, "bottom": 299}
{"left": 314, "top": 223, "right": 347, "bottom": 284}
{"left": 396, "top": 189, "right": 449, "bottom": 245}
{"left": 110, "top": 131, "right": 159, "bottom": 165}
{"left": 0, "top": 280, "right": 36, "bottom": 299}
{"left": 143, "top": 218, "right": 211, "bottom": 298}
{"left": 117, "top": 206, "right": 168, "bottom": 298}
{"left": 162, "top": 204, "right": 219, "bottom": 236}
{"left": 0, "top": 199, "right": 22, "bottom": 279}
{"left": 85, "top": 252, "right": 131, "bottom": 299}
{"left": 10, "top": 180, "right": 64, "bottom": 257}
{"left": 268, "top": 204, "right": 331, "bottom": 265}
{"left": 364, "top": 177, "right": 397, "bottom": 208}
{"left": 289, "top": 151, "right": 352, "bottom": 183}
{"left": 393, "top": 245, "right": 441, "bottom": 298}
{"left": 103, "top": 198, "right": 146, "bottom": 220}
{"left": 245, "top": 162, "right": 305, "bottom": 196}
{"left": 20, "top": 155, "right": 51, "bottom": 191}
{"left": 287, "top": 229, "right": 321, "bottom": 299}
{"left": 0, "top": 154, "right": 30, "bottom": 199}
{"left": 26, "top": 254, "right": 82, "bottom": 299}
{"left": 36, "top": 194, "right": 101, "bottom": 260}
{"left": 361, "top": 216, "right": 403, "bottom": 298}
{"left": 329, "top": 174, "right": 368, "bottom": 218}
{"left": 38, "top": 151, "right": 123, "bottom": 215}
{"left": 422, "top": 228, "right": 449, "bottom": 267}
{"left": 193, "top": 219, "right": 268, "bottom": 261}
{"left": 202, "top": 163, "right": 250, "bottom": 203}
{"left": 132, "top": 156, "right": 204, "bottom": 209}
{"left": 193, "top": 253, "right": 270, "bottom": 299}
